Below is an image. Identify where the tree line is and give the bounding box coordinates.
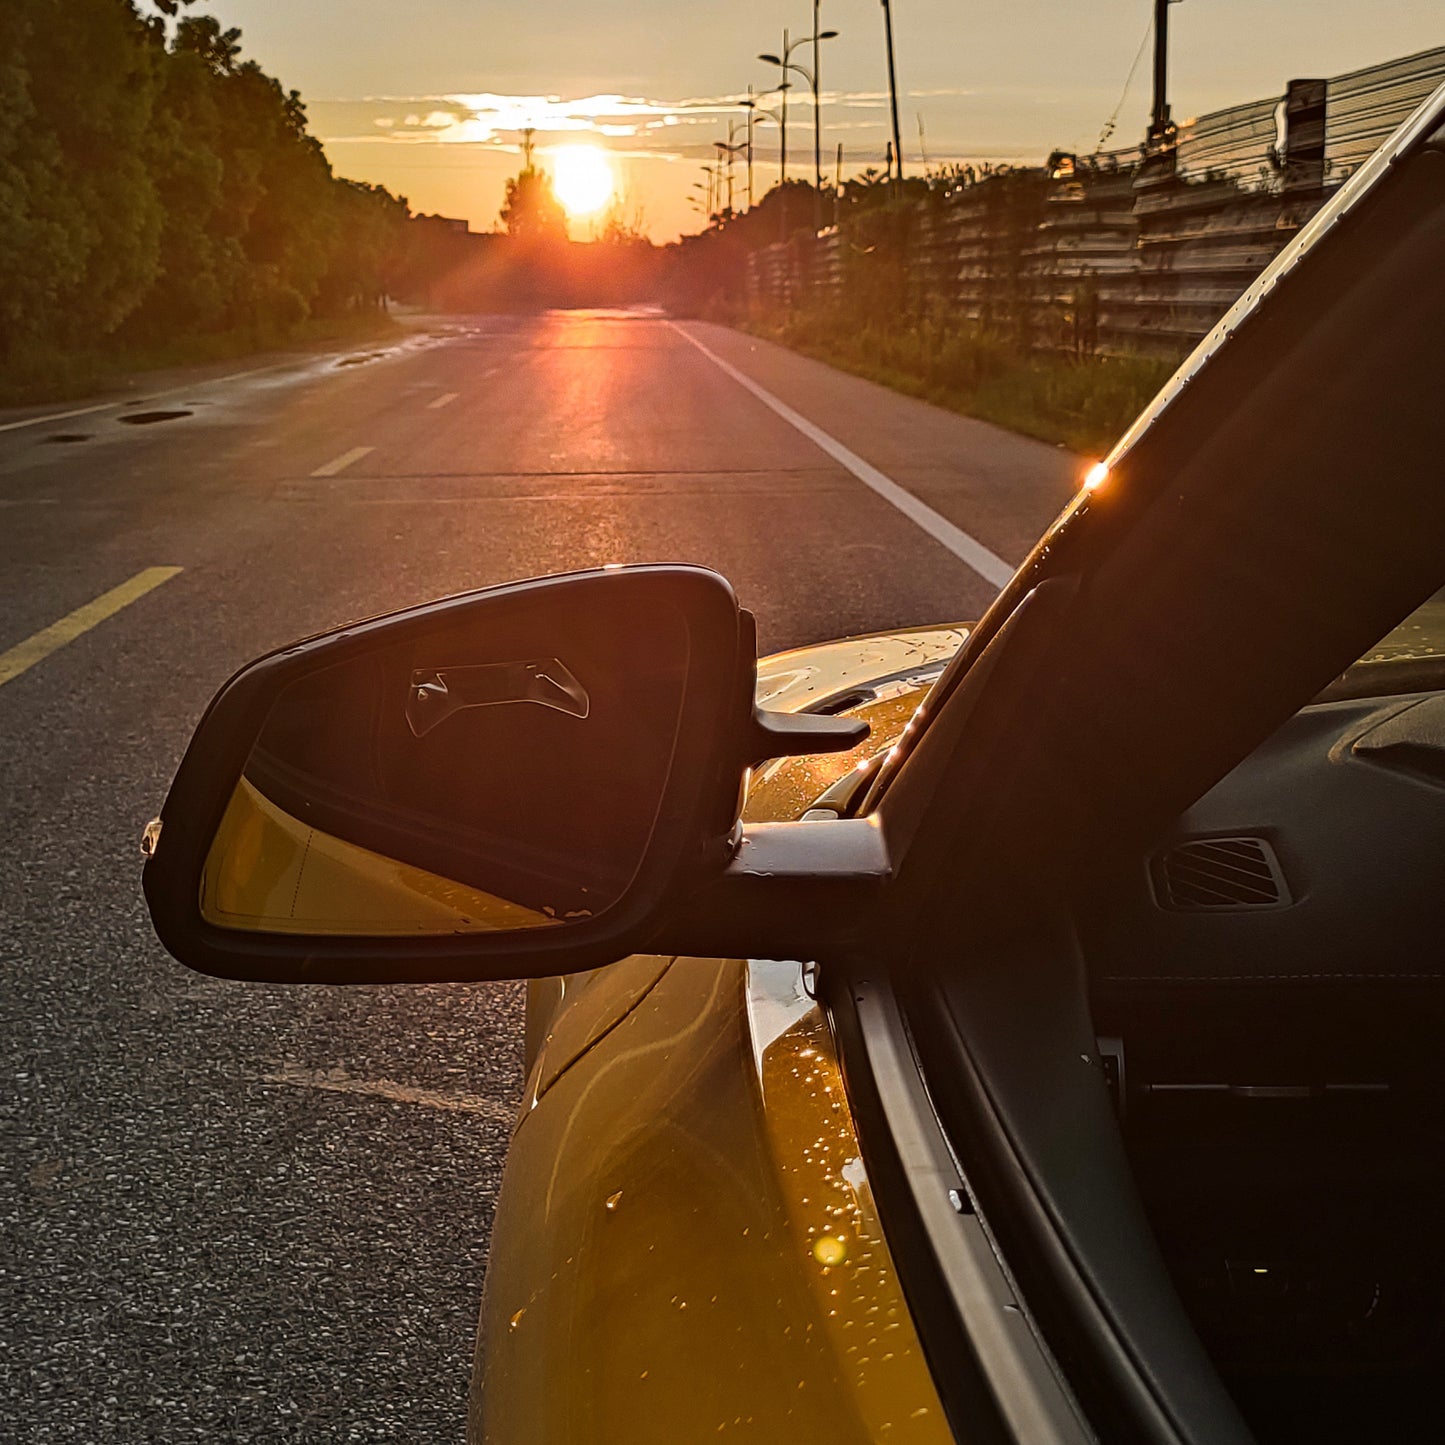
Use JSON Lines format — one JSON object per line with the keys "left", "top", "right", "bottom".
{"left": 0, "top": 0, "right": 410, "bottom": 377}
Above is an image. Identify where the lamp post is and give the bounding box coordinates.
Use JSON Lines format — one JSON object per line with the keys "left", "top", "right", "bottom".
{"left": 757, "top": 34, "right": 795, "bottom": 187}
{"left": 715, "top": 125, "right": 747, "bottom": 218}
{"left": 880, "top": 0, "right": 904, "bottom": 197}
{"left": 730, "top": 121, "right": 749, "bottom": 210}
{"left": 811, "top": 0, "right": 833, "bottom": 222}
{"left": 743, "top": 89, "right": 785, "bottom": 209}
{"left": 760, "top": 26, "right": 838, "bottom": 228}
{"left": 713, "top": 143, "right": 730, "bottom": 217}
{"left": 744, "top": 86, "right": 756, "bottom": 209}
{"left": 695, "top": 164, "right": 720, "bottom": 225}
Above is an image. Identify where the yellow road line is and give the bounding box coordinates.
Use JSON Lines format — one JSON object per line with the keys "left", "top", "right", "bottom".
{"left": 311, "top": 445, "right": 374, "bottom": 478}
{"left": 427, "top": 392, "right": 459, "bottom": 410}
{"left": 0, "top": 566, "right": 183, "bottom": 689}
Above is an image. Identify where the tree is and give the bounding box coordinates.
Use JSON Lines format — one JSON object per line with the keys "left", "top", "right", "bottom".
{"left": 596, "top": 194, "right": 649, "bottom": 247}
{"left": 2, "top": 0, "right": 164, "bottom": 355}
{"left": 0, "top": 0, "right": 413, "bottom": 388}
{"left": 317, "top": 180, "right": 410, "bottom": 313}
{"left": 499, "top": 133, "right": 567, "bottom": 243}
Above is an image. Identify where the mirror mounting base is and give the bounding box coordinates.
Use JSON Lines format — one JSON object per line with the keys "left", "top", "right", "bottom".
{"left": 747, "top": 707, "right": 869, "bottom": 762}
{"left": 657, "top": 817, "right": 892, "bottom": 962}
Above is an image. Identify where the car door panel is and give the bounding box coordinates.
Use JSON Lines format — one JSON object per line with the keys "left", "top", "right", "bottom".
{"left": 477, "top": 954, "right": 950, "bottom": 1442}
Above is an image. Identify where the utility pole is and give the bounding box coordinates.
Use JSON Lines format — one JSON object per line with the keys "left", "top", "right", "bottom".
{"left": 880, "top": 0, "right": 904, "bottom": 197}
{"left": 1150, "top": 0, "right": 1176, "bottom": 146}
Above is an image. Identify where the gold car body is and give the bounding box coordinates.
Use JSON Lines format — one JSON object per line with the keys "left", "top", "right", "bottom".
{"left": 475, "top": 628, "right": 968, "bottom": 1443}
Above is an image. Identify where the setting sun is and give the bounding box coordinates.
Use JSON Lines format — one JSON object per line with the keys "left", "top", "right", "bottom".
{"left": 549, "top": 145, "right": 617, "bottom": 219}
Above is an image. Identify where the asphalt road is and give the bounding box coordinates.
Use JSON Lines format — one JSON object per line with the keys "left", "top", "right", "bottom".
{"left": 0, "top": 311, "right": 1080, "bottom": 1442}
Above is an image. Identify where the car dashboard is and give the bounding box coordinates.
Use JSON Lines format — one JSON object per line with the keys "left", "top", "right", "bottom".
{"left": 1081, "top": 686, "right": 1445, "bottom": 1442}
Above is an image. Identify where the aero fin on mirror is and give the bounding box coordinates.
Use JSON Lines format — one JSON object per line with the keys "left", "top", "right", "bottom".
{"left": 747, "top": 707, "right": 868, "bottom": 763}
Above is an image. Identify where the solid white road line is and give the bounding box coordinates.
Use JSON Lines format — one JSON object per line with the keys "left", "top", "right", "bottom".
{"left": 310, "top": 445, "right": 374, "bottom": 478}
{"left": 0, "top": 401, "right": 120, "bottom": 435}
{"left": 670, "top": 322, "right": 1016, "bottom": 590}
{"left": 0, "top": 360, "right": 297, "bottom": 436}
{"left": 427, "top": 392, "right": 459, "bottom": 409}
{"left": 0, "top": 566, "right": 183, "bottom": 689}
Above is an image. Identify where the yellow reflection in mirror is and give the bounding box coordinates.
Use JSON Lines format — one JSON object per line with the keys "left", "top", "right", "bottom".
{"left": 201, "top": 778, "right": 556, "bottom": 934}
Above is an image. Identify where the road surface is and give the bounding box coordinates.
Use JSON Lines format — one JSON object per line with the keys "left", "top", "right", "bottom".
{"left": 0, "top": 311, "right": 1081, "bottom": 1442}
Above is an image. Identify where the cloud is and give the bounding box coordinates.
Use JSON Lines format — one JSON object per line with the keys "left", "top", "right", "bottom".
{"left": 313, "top": 88, "right": 938, "bottom": 156}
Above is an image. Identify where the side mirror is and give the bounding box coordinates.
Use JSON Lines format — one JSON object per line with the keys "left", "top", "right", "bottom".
{"left": 143, "top": 566, "right": 867, "bottom": 983}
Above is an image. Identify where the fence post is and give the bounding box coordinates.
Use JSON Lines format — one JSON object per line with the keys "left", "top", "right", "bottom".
{"left": 1281, "top": 77, "right": 1327, "bottom": 193}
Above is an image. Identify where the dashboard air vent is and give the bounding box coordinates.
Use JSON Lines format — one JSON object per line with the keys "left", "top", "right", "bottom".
{"left": 1154, "top": 836, "right": 1289, "bottom": 911}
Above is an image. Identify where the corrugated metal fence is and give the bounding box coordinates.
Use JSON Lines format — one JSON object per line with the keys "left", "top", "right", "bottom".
{"left": 748, "top": 46, "right": 1445, "bottom": 360}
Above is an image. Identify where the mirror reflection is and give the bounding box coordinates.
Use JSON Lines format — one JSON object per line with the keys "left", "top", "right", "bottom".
{"left": 200, "top": 596, "right": 692, "bottom": 935}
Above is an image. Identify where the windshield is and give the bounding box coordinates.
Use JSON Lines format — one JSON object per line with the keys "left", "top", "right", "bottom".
{"left": 1358, "top": 588, "right": 1445, "bottom": 664}
{"left": 1323, "top": 588, "right": 1445, "bottom": 702}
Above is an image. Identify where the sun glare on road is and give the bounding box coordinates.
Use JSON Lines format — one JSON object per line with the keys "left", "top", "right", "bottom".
{"left": 550, "top": 145, "right": 616, "bottom": 219}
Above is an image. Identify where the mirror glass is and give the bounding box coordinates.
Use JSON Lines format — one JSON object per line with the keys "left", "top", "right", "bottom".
{"left": 199, "top": 590, "right": 693, "bottom": 935}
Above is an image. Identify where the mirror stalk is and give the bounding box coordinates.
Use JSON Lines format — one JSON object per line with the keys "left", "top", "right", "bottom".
{"left": 746, "top": 708, "right": 868, "bottom": 761}
{"left": 655, "top": 818, "right": 892, "bottom": 961}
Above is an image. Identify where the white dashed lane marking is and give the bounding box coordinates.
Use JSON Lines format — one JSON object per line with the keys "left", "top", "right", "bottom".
{"left": 310, "top": 445, "right": 374, "bottom": 478}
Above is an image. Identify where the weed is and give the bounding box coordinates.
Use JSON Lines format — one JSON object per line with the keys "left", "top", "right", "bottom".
{"left": 743, "top": 305, "right": 1173, "bottom": 456}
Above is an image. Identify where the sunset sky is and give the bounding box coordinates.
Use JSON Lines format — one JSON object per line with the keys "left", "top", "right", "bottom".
{"left": 198, "top": 1, "right": 1443, "bottom": 240}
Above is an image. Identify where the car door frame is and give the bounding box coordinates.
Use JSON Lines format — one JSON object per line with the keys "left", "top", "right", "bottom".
{"left": 824, "top": 89, "right": 1445, "bottom": 1445}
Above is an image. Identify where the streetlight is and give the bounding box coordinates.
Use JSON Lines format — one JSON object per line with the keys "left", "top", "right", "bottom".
{"left": 742, "top": 88, "right": 785, "bottom": 210}
{"left": 713, "top": 143, "right": 729, "bottom": 217}
{"left": 757, "top": 40, "right": 794, "bottom": 188}
{"left": 693, "top": 165, "right": 719, "bottom": 225}
{"left": 741, "top": 86, "right": 759, "bottom": 210}
{"left": 715, "top": 122, "right": 747, "bottom": 217}
{"left": 758, "top": 25, "right": 837, "bottom": 198}
{"left": 879, "top": 0, "right": 904, "bottom": 197}
{"left": 810, "top": 1, "right": 837, "bottom": 223}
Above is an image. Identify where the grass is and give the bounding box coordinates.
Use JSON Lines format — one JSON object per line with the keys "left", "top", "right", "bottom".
{"left": 738, "top": 305, "right": 1176, "bottom": 457}
{"left": 0, "top": 311, "right": 404, "bottom": 409}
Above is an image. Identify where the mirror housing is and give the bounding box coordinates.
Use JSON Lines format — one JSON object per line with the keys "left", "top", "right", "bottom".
{"left": 143, "top": 566, "right": 868, "bottom": 983}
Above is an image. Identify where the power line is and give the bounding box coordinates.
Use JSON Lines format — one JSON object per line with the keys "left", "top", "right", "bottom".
{"left": 1095, "top": 8, "right": 1154, "bottom": 153}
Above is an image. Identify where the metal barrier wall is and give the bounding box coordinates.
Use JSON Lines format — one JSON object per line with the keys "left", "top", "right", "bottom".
{"left": 747, "top": 45, "right": 1445, "bottom": 360}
